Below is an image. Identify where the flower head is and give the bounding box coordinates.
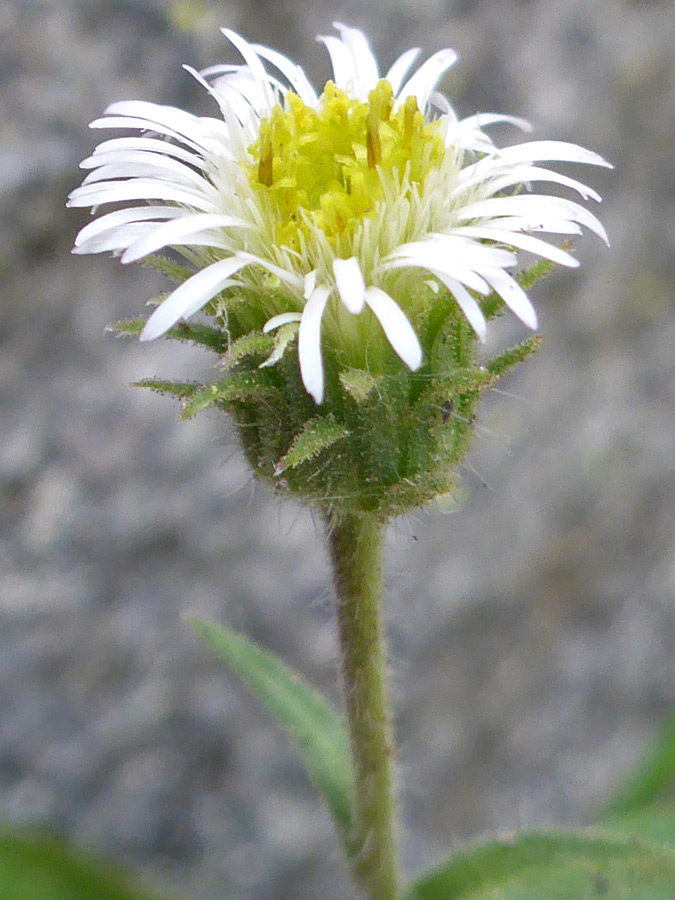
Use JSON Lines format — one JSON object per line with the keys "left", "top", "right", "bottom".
{"left": 69, "top": 23, "right": 610, "bottom": 404}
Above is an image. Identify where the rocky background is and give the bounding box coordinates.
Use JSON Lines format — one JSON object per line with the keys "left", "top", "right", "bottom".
{"left": 1, "top": 0, "right": 674, "bottom": 898}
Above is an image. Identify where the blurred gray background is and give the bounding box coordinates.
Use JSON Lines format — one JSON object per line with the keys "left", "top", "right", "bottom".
{"left": 1, "top": 0, "right": 674, "bottom": 898}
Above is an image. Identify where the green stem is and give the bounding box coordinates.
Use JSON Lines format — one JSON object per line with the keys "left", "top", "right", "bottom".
{"left": 326, "top": 511, "right": 398, "bottom": 900}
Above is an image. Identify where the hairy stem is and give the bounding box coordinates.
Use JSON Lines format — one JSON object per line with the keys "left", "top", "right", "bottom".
{"left": 327, "top": 511, "right": 398, "bottom": 900}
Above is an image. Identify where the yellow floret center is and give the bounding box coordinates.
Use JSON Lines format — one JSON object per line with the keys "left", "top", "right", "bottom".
{"left": 245, "top": 79, "right": 445, "bottom": 253}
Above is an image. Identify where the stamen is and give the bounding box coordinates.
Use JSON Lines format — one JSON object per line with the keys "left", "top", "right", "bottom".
{"left": 258, "top": 122, "right": 274, "bottom": 187}
{"left": 403, "top": 96, "right": 418, "bottom": 150}
{"left": 366, "top": 111, "right": 382, "bottom": 169}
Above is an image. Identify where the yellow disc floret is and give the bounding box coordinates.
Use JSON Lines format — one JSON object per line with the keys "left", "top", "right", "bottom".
{"left": 246, "top": 79, "right": 445, "bottom": 255}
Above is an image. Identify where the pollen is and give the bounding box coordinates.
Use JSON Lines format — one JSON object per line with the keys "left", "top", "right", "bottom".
{"left": 245, "top": 79, "right": 445, "bottom": 253}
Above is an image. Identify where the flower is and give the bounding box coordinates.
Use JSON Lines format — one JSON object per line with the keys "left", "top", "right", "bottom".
{"left": 69, "top": 22, "right": 610, "bottom": 404}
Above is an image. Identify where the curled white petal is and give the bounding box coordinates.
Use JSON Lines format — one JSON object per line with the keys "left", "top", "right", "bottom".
{"left": 140, "top": 256, "right": 248, "bottom": 341}
{"left": 396, "top": 48, "right": 458, "bottom": 111}
{"left": 304, "top": 270, "right": 317, "bottom": 299}
{"left": 457, "top": 195, "right": 609, "bottom": 244}
{"left": 298, "top": 287, "right": 331, "bottom": 404}
{"left": 251, "top": 44, "right": 318, "bottom": 107}
{"left": 332, "top": 22, "right": 379, "bottom": 97}
{"left": 333, "top": 257, "right": 366, "bottom": 314}
{"left": 74, "top": 206, "right": 183, "bottom": 248}
{"left": 364, "top": 287, "right": 422, "bottom": 370}
{"left": 121, "top": 213, "right": 251, "bottom": 264}
{"left": 385, "top": 47, "right": 421, "bottom": 95}
{"left": 73, "top": 223, "right": 157, "bottom": 255}
{"left": 263, "top": 312, "right": 302, "bottom": 332}
{"left": 387, "top": 237, "right": 517, "bottom": 294}
{"left": 221, "top": 28, "right": 276, "bottom": 111}
{"left": 430, "top": 274, "right": 487, "bottom": 342}
{"left": 456, "top": 164, "right": 602, "bottom": 203}
{"left": 83, "top": 136, "right": 211, "bottom": 169}
{"left": 459, "top": 113, "right": 532, "bottom": 133}
{"left": 80, "top": 153, "right": 217, "bottom": 192}
{"left": 451, "top": 225, "right": 579, "bottom": 267}
{"left": 67, "top": 179, "right": 217, "bottom": 211}
{"left": 317, "top": 34, "right": 354, "bottom": 91}
{"left": 481, "top": 268, "right": 538, "bottom": 330}
{"left": 480, "top": 140, "right": 613, "bottom": 169}
{"left": 236, "top": 251, "right": 304, "bottom": 290}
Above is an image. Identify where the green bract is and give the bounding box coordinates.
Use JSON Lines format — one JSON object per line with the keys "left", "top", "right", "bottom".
{"left": 118, "top": 264, "right": 542, "bottom": 518}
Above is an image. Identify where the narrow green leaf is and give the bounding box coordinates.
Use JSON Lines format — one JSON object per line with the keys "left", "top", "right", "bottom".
{"left": 275, "top": 415, "right": 349, "bottom": 474}
{"left": 109, "top": 317, "right": 228, "bottom": 353}
{"left": 179, "top": 371, "right": 276, "bottom": 419}
{"left": 224, "top": 332, "right": 274, "bottom": 368}
{"left": 132, "top": 378, "right": 202, "bottom": 400}
{"left": 404, "top": 829, "right": 675, "bottom": 900}
{"left": 516, "top": 256, "right": 556, "bottom": 291}
{"left": 434, "top": 367, "right": 497, "bottom": 393}
{"left": 108, "top": 316, "right": 146, "bottom": 337}
{"left": 0, "top": 829, "right": 166, "bottom": 900}
{"left": 166, "top": 322, "right": 229, "bottom": 353}
{"left": 485, "top": 335, "right": 542, "bottom": 378}
{"left": 602, "top": 710, "right": 675, "bottom": 818}
{"left": 189, "top": 620, "right": 353, "bottom": 843}
{"left": 140, "top": 254, "right": 192, "bottom": 282}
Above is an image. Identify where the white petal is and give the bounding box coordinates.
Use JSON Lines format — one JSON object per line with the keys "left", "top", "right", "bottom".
{"left": 396, "top": 48, "right": 458, "bottom": 111}
{"left": 81, "top": 154, "right": 217, "bottom": 193}
{"left": 457, "top": 164, "right": 602, "bottom": 202}
{"left": 235, "top": 251, "right": 304, "bottom": 290}
{"left": 332, "top": 22, "right": 379, "bottom": 96}
{"left": 385, "top": 47, "right": 421, "bottom": 96}
{"left": 429, "top": 91, "right": 453, "bottom": 116}
{"left": 483, "top": 140, "right": 613, "bottom": 169}
{"left": 221, "top": 28, "right": 275, "bottom": 111}
{"left": 420, "top": 235, "right": 517, "bottom": 269}
{"left": 451, "top": 225, "right": 579, "bottom": 267}
{"left": 263, "top": 312, "right": 302, "bottom": 332}
{"left": 74, "top": 206, "right": 184, "bottom": 247}
{"left": 90, "top": 107, "right": 229, "bottom": 156}
{"left": 101, "top": 101, "right": 219, "bottom": 149}
{"left": 388, "top": 236, "right": 516, "bottom": 293}
{"left": 67, "top": 178, "right": 217, "bottom": 211}
{"left": 364, "top": 287, "right": 422, "bottom": 370}
{"left": 203, "top": 63, "right": 285, "bottom": 100}
{"left": 387, "top": 250, "right": 490, "bottom": 295}
{"left": 84, "top": 137, "right": 210, "bottom": 169}
{"left": 251, "top": 44, "right": 318, "bottom": 106}
{"left": 89, "top": 115, "right": 204, "bottom": 152}
{"left": 430, "top": 274, "right": 487, "bottom": 341}
{"left": 333, "top": 257, "right": 366, "bottom": 314}
{"left": 457, "top": 195, "right": 609, "bottom": 243}
{"left": 140, "top": 256, "right": 247, "bottom": 341}
{"left": 304, "top": 270, "right": 317, "bottom": 298}
{"left": 481, "top": 268, "right": 538, "bottom": 329}
{"left": 73, "top": 223, "right": 157, "bottom": 254}
{"left": 317, "top": 34, "right": 355, "bottom": 91}
{"left": 121, "top": 213, "right": 251, "bottom": 264}
{"left": 184, "top": 63, "right": 251, "bottom": 119}
{"left": 298, "top": 287, "right": 331, "bottom": 404}
{"left": 459, "top": 113, "right": 532, "bottom": 133}
{"left": 205, "top": 68, "right": 272, "bottom": 123}
{"left": 481, "top": 216, "right": 583, "bottom": 236}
